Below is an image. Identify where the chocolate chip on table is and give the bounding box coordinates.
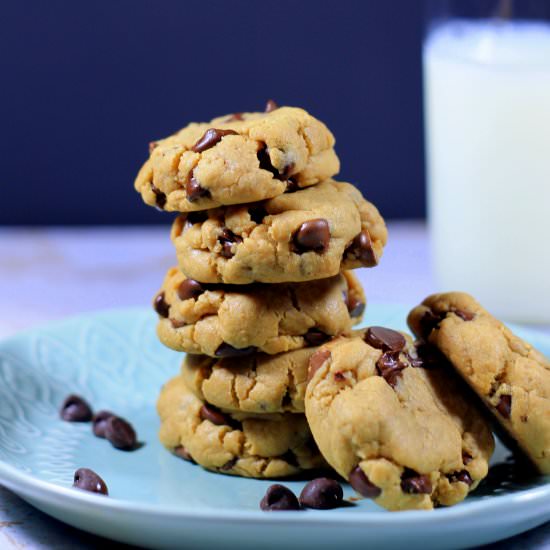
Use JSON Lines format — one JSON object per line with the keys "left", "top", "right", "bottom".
{"left": 496, "top": 394, "right": 512, "bottom": 419}
{"left": 174, "top": 445, "right": 194, "bottom": 462}
{"left": 260, "top": 484, "right": 300, "bottom": 511}
{"left": 448, "top": 470, "right": 473, "bottom": 486}
{"left": 73, "top": 468, "right": 108, "bottom": 495}
{"left": 104, "top": 416, "right": 137, "bottom": 451}
{"left": 265, "top": 99, "right": 278, "bottom": 113}
{"left": 218, "top": 228, "right": 243, "bottom": 258}
{"left": 346, "top": 294, "right": 365, "bottom": 318}
{"left": 376, "top": 351, "right": 406, "bottom": 388}
{"left": 344, "top": 230, "right": 377, "bottom": 266}
{"left": 177, "top": 278, "right": 204, "bottom": 301}
{"left": 304, "top": 328, "right": 330, "bottom": 346}
{"left": 307, "top": 349, "right": 332, "bottom": 382}
{"left": 214, "top": 342, "right": 256, "bottom": 358}
{"left": 60, "top": 395, "right": 93, "bottom": 422}
{"left": 364, "top": 326, "right": 406, "bottom": 353}
{"left": 191, "top": 128, "right": 238, "bottom": 153}
{"left": 150, "top": 182, "right": 166, "bottom": 210}
{"left": 349, "top": 465, "right": 381, "bottom": 498}
{"left": 293, "top": 219, "right": 330, "bottom": 254}
{"left": 400, "top": 469, "right": 433, "bottom": 494}
{"left": 92, "top": 410, "right": 115, "bottom": 438}
{"left": 199, "top": 404, "right": 229, "bottom": 426}
{"left": 186, "top": 176, "right": 210, "bottom": 202}
{"left": 299, "top": 478, "right": 343, "bottom": 510}
{"left": 153, "top": 292, "right": 170, "bottom": 318}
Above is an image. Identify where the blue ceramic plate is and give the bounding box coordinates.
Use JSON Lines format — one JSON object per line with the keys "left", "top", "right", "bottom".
{"left": 0, "top": 306, "right": 548, "bottom": 550}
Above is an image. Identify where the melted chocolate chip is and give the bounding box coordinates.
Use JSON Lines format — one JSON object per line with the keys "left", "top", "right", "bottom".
{"left": 186, "top": 176, "right": 210, "bottom": 202}
{"left": 257, "top": 144, "right": 280, "bottom": 178}
{"left": 376, "top": 352, "right": 406, "bottom": 388}
{"left": 364, "top": 327, "right": 406, "bottom": 352}
{"left": 299, "top": 478, "right": 343, "bottom": 510}
{"left": 400, "top": 470, "right": 432, "bottom": 494}
{"left": 448, "top": 470, "right": 473, "bottom": 486}
{"left": 177, "top": 279, "right": 204, "bottom": 301}
{"left": 192, "top": 128, "right": 238, "bottom": 153}
{"left": 92, "top": 410, "right": 115, "bottom": 438}
{"left": 345, "top": 230, "right": 377, "bottom": 266}
{"left": 453, "top": 309, "right": 475, "bottom": 321}
{"left": 349, "top": 466, "right": 381, "bottom": 498}
{"left": 308, "top": 349, "right": 331, "bottom": 382}
{"left": 293, "top": 219, "right": 330, "bottom": 253}
{"left": 496, "top": 394, "right": 512, "bottom": 419}
{"left": 154, "top": 292, "right": 170, "bottom": 318}
{"left": 419, "top": 309, "right": 445, "bottom": 336}
{"left": 150, "top": 182, "right": 166, "bottom": 210}
{"left": 260, "top": 484, "right": 300, "bottom": 511}
{"left": 60, "top": 395, "right": 93, "bottom": 422}
{"left": 73, "top": 468, "right": 108, "bottom": 495}
{"left": 199, "top": 404, "right": 229, "bottom": 426}
{"left": 218, "top": 228, "right": 243, "bottom": 258}
{"left": 104, "top": 416, "right": 137, "bottom": 451}
{"left": 347, "top": 295, "right": 365, "bottom": 318}
{"left": 409, "top": 342, "right": 444, "bottom": 369}
{"left": 214, "top": 343, "right": 256, "bottom": 358}
{"left": 265, "top": 99, "right": 278, "bottom": 113}
{"left": 174, "top": 445, "right": 194, "bottom": 462}
{"left": 304, "top": 328, "right": 330, "bottom": 346}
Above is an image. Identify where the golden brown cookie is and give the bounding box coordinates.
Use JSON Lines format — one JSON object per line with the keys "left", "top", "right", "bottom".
{"left": 157, "top": 376, "right": 325, "bottom": 478}
{"left": 154, "top": 267, "right": 365, "bottom": 357}
{"left": 305, "top": 329, "right": 494, "bottom": 511}
{"left": 171, "top": 179, "right": 387, "bottom": 284}
{"left": 408, "top": 292, "right": 550, "bottom": 474}
{"left": 135, "top": 105, "right": 339, "bottom": 212}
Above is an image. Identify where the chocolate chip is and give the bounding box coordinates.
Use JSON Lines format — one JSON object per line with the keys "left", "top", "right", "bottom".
{"left": 92, "top": 410, "right": 115, "bottom": 438}
{"left": 453, "top": 309, "right": 475, "bottom": 321}
{"left": 364, "top": 327, "right": 406, "bottom": 352}
{"left": 218, "top": 228, "right": 243, "bottom": 258}
{"left": 345, "top": 230, "right": 377, "bottom": 266}
{"left": 220, "top": 457, "right": 238, "bottom": 471}
{"left": 496, "top": 394, "right": 512, "bottom": 419}
{"left": 376, "top": 352, "right": 406, "bottom": 388}
{"left": 448, "top": 470, "right": 473, "bottom": 486}
{"left": 148, "top": 141, "right": 158, "bottom": 154}
{"left": 349, "top": 466, "right": 381, "bottom": 498}
{"left": 226, "top": 112, "right": 243, "bottom": 122}
{"left": 347, "top": 295, "right": 365, "bottom": 318}
{"left": 260, "top": 484, "right": 300, "bottom": 511}
{"left": 299, "top": 478, "right": 343, "bottom": 509}
{"left": 199, "top": 404, "right": 230, "bottom": 426}
{"left": 177, "top": 279, "right": 204, "bottom": 301}
{"left": 308, "top": 349, "right": 331, "bottom": 382}
{"left": 185, "top": 210, "right": 208, "bottom": 226}
{"left": 60, "top": 395, "right": 93, "bottom": 422}
{"left": 293, "top": 219, "right": 330, "bottom": 254}
{"left": 249, "top": 205, "right": 268, "bottom": 224}
{"left": 104, "top": 416, "right": 137, "bottom": 450}
{"left": 286, "top": 178, "right": 300, "bottom": 193}
{"left": 192, "top": 128, "right": 238, "bottom": 153}
{"left": 334, "top": 371, "right": 346, "bottom": 382}
{"left": 214, "top": 342, "right": 256, "bottom": 358}
{"left": 73, "top": 468, "right": 108, "bottom": 495}
{"left": 153, "top": 292, "right": 170, "bottom": 318}
{"left": 186, "top": 176, "right": 210, "bottom": 202}
{"left": 265, "top": 99, "right": 278, "bottom": 113}
{"left": 462, "top": 452, "right": 473, "bottom": 465}
{"left": 174, "top": 445, "right": 194, "bottom": 462}
{"left": 419, "top": 309, "right": 445, "bottom": 336}
{"left": 304, "top": 328, "right": 330, "bottom": 346}
{"left": 257, "top": 144, "right": 279, "bottom": 178}
{"left": 400, "top": 469, "right": 432, "bottom": 494}
{"left": 170, "top": 318, "right": 187, "bottom": 328}
{"left": 409, "top": 342, "right": 444, "bottom": 369}
{"left": 150, "top": 182, "right": 166, "bottom": 210}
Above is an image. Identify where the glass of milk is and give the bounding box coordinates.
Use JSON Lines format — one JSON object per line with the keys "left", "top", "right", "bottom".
{"left": 423, "top": 0, "right": 550, "bottom": 323}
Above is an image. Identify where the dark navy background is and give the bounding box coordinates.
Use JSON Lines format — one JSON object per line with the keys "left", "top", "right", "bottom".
{"left": 0, "top": 1, "right": 425, "bottom": 225}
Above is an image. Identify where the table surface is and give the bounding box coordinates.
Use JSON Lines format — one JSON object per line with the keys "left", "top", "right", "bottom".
{"left": 0, "top": 222, "right": 548, "bottom": 549}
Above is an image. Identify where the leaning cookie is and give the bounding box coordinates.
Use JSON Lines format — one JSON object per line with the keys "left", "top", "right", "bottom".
{"left": 135, "top": 104, "right": 339, "bottom": 212}
{"left": 305, "top": 328, "right": 494, "bottom": 511}
{"left": 408, "top": 292, "right": 550, "bottom": 475}
{"left": 157, "top": 376, "right": 325, "bottom": 478}
{"left": 171, "top": 179, "right": 387, "bottom": 284}
{"left": 154, "top": 267, "right": 365, "bottom": 357}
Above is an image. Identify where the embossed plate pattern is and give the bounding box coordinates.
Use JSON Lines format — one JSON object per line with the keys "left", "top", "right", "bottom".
{"left": 0, "top": 306, "right": 548, "bottom": 550}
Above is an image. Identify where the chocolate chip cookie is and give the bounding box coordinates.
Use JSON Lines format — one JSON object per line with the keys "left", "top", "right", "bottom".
{"left": 157, "top": 376, "right": 325, "bottom": 478}
{"left": 305, "top": 329, "right": 494, "bottom": 511}
{"left": 154, "top": 267, "right": 365, "bottom": 356}
{"left": 135, "top": 105, "right": 339, "bottom": 212}
{"left": 171, "top": 179, "right": 387, "bottom": 284}
{"left": 408, "top": 292, "right": 550, "bottom": 474}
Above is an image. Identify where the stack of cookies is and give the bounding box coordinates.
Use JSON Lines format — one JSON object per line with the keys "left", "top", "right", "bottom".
{"left": 135, "top": 102, "right": 388, "bottom": 478}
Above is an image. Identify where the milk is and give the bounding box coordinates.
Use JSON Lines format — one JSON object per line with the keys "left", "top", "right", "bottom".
{"left": 424, "top": 20, "right": 550, "bottom": 322}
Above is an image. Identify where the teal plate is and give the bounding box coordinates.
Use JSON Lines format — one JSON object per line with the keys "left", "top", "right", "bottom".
{"left": 0, "top": 305, "right": 548, "bottom": 549}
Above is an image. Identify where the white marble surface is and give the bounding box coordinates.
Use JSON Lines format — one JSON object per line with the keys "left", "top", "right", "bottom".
{"left": 0, "top": 223, "right": 548, "bottom": 549}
